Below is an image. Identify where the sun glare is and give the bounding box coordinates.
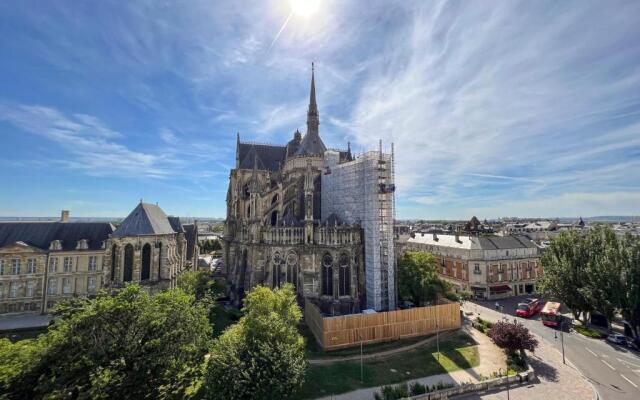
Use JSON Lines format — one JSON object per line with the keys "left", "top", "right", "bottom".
{"left": 289, "top": 0, "right": 321, "bottom": 17}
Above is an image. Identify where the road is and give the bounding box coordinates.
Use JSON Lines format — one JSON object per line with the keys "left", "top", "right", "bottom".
{"left": 467, "top": 296, "right": 640, "bottom": 400}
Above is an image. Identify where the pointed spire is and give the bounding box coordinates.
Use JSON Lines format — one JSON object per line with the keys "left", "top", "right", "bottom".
{"left": 306, "top": 62, "right": 319, "bottom": 138}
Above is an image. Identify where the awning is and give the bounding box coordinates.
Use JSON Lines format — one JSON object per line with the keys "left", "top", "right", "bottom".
{"left": 490, "top": 285, "right": 512, "bottom": 293}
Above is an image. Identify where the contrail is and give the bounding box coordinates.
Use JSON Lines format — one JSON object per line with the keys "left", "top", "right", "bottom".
{"left": 268, "top": 11, "right": 293, "bottom": 52}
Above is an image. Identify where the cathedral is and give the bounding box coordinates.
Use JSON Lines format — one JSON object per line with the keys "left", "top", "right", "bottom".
{"left": 224, "top": 65, "right": 396, "bottom": 313}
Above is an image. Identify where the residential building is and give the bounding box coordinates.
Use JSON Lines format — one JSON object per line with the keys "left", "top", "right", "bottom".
{"left": 402, "top": 232, "right": 541, "bottom": 300}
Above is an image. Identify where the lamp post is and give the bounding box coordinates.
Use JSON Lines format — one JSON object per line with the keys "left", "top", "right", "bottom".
{"left": 560, "top": 318, "right": 566, "bottom": 364}
{"left": 436, "top": 302, "right": 440, "bottom": 362}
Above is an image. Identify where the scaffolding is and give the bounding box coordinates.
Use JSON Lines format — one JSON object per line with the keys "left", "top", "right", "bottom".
{"left": 321, "top": 143, "right": 396, "bottom": 311}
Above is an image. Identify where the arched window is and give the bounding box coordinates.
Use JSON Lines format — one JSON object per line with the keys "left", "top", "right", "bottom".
{"left": 141, "top": 243, "right": 151, "bottom": 281}
{"left": 322, "top": 253, "right": 333, "bottom": 296}
{"left": 271, "top": 210, "right": 278, "bottom": 226}
{"left": 157, "top": 242, "right": 163, "bottom": 280}
{"left": 286, "top": 252, "right": 298, "bottom": 288}
{"left": 110, "top": 244, "right": 117, "bottom": 282}
{"left": 272, "top": 252, "right": 282, "bottom": 288}
{"left": 123, "top": 244, "right": 134, "bottom": 282}
{"left": 339, "top": 253, "right": 350, "bottom": 297}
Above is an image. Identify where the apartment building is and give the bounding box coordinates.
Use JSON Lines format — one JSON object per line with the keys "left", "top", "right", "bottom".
{"left": 403, "top": 233, "right": 542, "bottom": 300}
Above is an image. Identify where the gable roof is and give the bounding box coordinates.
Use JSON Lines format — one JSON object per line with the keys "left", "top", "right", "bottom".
{"left": 295, "top": 131, "right": 327, "bottom": 156}
{"left": 238, "top": 142, "right": 286, "bottom": 171}
{"left": 112, "top": 203, "right": 177, "bottom": 237}
{"left": 0, "top": 222, "right": 114, "bottom": 251}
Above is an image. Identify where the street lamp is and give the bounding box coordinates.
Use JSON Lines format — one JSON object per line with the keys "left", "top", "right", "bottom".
{"left": 560, "top": 318, "right": 566, "bottom": 365}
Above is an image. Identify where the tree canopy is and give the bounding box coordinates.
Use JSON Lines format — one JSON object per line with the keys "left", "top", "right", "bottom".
{"left": 398, "top": 251, "right": 452, "bottom": 306}
{"left": 540, "top": 226, "right": 640, "bottom": 334}
{"left": 204, "top": 284, "right": 307, "bottom": 400}
{"left": 4, "top": 285, "right": 212, "bottom": 399}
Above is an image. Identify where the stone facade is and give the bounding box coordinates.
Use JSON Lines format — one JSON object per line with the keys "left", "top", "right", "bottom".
{"left": 224, "top": 66, "right": 367, "bottom": 314}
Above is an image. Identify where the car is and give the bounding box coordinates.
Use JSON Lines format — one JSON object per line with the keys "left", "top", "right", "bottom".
{"left": 627, "top": 338, "right": 640, "bottom": 351}
{"left": 606, "top": 333, "right": 627, "bottom": 345}
{"left": 398, "top": 300, "right": 415, "bottom": 310}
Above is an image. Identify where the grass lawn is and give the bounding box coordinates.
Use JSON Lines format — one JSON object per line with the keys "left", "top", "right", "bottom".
{"left": 574, "top": 325, "right": 606, "bottom": 339}
{"left": 301, "top": 324, "right": 432, "bottom": 359}
{"left": 297, "top": 330, "right": 479, "bottom": 399}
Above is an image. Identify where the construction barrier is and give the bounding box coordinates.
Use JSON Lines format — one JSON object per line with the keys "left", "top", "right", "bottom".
{"left": 304, "top": 302, "right": 461, "bottom": 351}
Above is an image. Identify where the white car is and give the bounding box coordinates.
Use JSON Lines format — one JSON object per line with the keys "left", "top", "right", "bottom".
{"left": 606, "top": 333, "right": 627, "bottom": 345}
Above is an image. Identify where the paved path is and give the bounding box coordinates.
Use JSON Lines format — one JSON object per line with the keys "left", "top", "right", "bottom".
{"left": 0, "top": 313, "right": 51, "bottom": 331}
{"left": 461, "top": 302, "right": 597, "bottom": 400}
{"left": 316, "top": 325, "right": 506, "bottom": 400}
{"left": 309, "top": 331, "right": 456, "bottom": 365}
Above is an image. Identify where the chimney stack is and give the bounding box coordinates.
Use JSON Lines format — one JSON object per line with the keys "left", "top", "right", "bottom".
{"left": 60, "top": 210, "right": 70, "bottom": 223}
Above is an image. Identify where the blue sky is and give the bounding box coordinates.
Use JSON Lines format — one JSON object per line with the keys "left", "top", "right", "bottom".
{"left": 1, "top": 0, "right": 639, "bottom": 219}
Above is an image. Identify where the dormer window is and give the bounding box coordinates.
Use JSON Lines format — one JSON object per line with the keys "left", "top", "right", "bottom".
{"left": 49, "top": 240, "right": 63, "bottom": 251}
{"left": 76, "top": 239, "right": 89, "bottom": 250}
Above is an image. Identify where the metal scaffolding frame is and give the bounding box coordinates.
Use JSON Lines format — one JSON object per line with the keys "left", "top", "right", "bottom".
{"left": 321, "top": 143, "right": 396, "bottom": 311}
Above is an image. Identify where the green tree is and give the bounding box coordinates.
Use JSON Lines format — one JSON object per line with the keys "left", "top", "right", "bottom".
{"left": 539, "top": 231, "right": 592, "bottom": 323}
{"left": 7, "top": 285, "right": 211, "bottom": 399}
{"left": 619, "top": 234, "right": 640, "bottom": 338}
{"left": 204, "top": 284, "right": 306, "bottom": 400}
{"left": 581, "top": 226, "right": 624, "bottom": 329}
{"left": 398, "top": 251, "right": 451, "bottom": 306}
{"left": 0, "top": 338, "right": 44, "bottom": 397}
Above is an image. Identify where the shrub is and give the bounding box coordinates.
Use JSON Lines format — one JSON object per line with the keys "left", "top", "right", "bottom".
{"left": 410, "top": 381, "right": 427, "bottom": 395}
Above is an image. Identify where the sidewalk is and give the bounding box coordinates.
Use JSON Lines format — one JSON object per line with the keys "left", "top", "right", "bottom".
{"left": 459, "top": 303, "right": 597, "bottom": 400}
{"left": 316, "top": 326, "right": 506, "bottom": 400}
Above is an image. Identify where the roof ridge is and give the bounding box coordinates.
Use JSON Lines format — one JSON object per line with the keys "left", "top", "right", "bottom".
{"left": 239, "top": 140, "right": 286, "bottom": 148}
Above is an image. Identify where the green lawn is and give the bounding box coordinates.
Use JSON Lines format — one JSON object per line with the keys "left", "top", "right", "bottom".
{"left": 297, "top": 331, "right": 479, "bottom": 399}
{"left": 574, "top": 325, "right": 606, "bottom": 339}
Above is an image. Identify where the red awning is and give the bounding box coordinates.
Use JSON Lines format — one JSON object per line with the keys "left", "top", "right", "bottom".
{"left": 490, "top": 285, "right": 512, "bottom": 293}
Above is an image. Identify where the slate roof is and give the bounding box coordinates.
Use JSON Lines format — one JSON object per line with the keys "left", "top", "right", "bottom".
{"left": 294, "top": 131, "right": 327, "bottom": 156}
{"left": 112, "top": 203, "right": 177, "bottom": 237}
{"left": 238, "top": 142, "right": 286, "bottom": 171}
{"left": 407, "top": 233, "right": 536, "bottom": 250}
{"left": 0, "top": 222, "right": 114, "bottom": 251}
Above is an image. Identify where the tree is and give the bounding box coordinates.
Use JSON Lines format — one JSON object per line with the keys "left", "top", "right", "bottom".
{"left": 7, "top": 285, "right": 212, "bottom": 399}
{"left": 204, "top": 284, "right": 306, "bottom": 400}
{"left": 487, "top": 321, "right": 538, "bottom": 359}
{"left": 398, "top": 251, "right": 451, "bottom": 306}
{"left": 581, "top": 226, "right": 624, "bottom": 330}
{"left": 0, "top": 338, "right": 44, "bottom": 396}
{"left": 539, "top": 231, "right": 592, "bottom": 323}
{"left": 619, "top": 233, "right": 640, "bottom": 339}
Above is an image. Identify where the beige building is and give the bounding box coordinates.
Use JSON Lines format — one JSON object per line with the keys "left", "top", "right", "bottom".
{"left": 0, "top": 204, "right": 197, "bottom": 315}
{"left": 402, "top": 232, "right": 542, "bottom": 300}
{"left": 0, "top": 211, "right": 113, "bottom": 314}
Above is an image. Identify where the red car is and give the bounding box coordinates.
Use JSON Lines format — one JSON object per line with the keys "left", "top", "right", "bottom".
{"left": 516, "top": 298, "right": 541, "bottom": 318}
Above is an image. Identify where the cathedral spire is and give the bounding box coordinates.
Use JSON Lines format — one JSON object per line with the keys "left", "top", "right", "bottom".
{"left": 307, "top": 62, "right": 319, "bottom": 137}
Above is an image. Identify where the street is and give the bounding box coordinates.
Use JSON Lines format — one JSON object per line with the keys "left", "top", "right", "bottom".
{"left": 467, "top": 296, "right": 640, "bottom": 400}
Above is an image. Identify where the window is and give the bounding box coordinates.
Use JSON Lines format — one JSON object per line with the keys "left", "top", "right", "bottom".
{"left": 26, "top": 281, "right": 35, "bottom": 297}
{"left": 11, "top": 259, "right": 20, "bottom": 275}
{"left": 0, "top": 260, "right": 4, "bottom": 275}
{"left": 62, "top": 277, "right": 72, "bottom": 294}
{"left": 48, "top": 278, "right": 58, "bottom": 295}
{"left": 87, "top": 276, "right": 96, "bottom": 294}
{"left": 47, "top": 300, "right": 56, "bottom": 309}
{"left": 9, "top": 282, "right": 18, "bottom": 298}
{"left": 474, "top": 264, "right": 481, "bottom": 274}
{"left": 506, "top": 250, "right": 509, "bottom": 256}
{"left": 49, "top": 257, "right": 58, "bottom": 273}
{"left": 0, "top": 283, "right": 3, "bottom": 297}
{"left": 63, "top": 257, "right": 73, "bottom": 272}
{"left": 27, "top": 259, "right": 36, "bottom": 274}
{"left": 88, "top": 256, "right": 97, "bottom": 271}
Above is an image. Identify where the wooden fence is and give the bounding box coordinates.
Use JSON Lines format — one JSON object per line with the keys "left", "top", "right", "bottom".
{"left": 304, "top": 302, "right": 461, "bottom": 351}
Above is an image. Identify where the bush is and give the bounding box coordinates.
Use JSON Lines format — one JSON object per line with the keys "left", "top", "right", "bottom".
{"left": 506, "top": 350, "right": 527, "bottom": 372}
{"left": 410, "top": 381, "right": 427, "bottom": 395}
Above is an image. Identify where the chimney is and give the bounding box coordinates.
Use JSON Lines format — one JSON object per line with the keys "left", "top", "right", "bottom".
{"left": 455, "top": 229, "right": 461, "bottom": 243}
{"left": 432, "top": 232, "right": 438, "bottom": 241}
{"left": 60, "top": 210, "right": 70, "bottom": 223}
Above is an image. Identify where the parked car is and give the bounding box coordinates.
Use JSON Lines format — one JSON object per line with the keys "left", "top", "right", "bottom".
{"left": 398, "top": 300, "right": 415, "bottom": 310}
{"left": 627, "top": 338, "right": 640, "bottom": 351}
{"left": 606, "top": 333, "right": 627, "bottom": 345}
